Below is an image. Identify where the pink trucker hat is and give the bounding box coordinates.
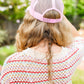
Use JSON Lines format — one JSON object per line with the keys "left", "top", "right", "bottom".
{"left": 26, "top": 0, "right": 64, "bottom": 23}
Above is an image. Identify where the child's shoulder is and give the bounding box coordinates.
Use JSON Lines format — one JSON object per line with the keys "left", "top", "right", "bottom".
{"left": 3, "top": 48, "right": 32, "bottom": 65}
{"left": 74, "top": 36, "right": 84, "bottom": 42}
{"left": 68, "top": 36, "right": 84, "bottom": 49}
{"left": 3, "top": 52, "right": 22, "bottom": 65}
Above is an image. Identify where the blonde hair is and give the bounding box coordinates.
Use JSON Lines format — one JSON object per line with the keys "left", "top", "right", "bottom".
{"left": 15, "top": 10, "right": 73, "bottom": 83}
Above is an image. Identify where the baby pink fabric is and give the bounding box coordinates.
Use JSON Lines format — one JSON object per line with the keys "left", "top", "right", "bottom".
{"left": 26, "top": 0, "right": 64, "bottom": 23}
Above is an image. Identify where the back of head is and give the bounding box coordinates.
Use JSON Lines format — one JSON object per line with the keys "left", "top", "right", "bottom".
{"left": 15, "top": 10, "right": 73, "bottom": 51}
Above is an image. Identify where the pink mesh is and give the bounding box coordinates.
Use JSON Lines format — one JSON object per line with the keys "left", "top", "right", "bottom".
{"left": 26, "top": 0, "right": 64, "bottom": 23}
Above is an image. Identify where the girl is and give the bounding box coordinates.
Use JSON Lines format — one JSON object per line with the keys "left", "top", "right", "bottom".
{"left": 0, "top": 0, "right": 84, "bottom": 84}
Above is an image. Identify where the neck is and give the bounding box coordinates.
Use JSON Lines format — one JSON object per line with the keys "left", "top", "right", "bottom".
{"left": 30, "top": 39, "right": 62, "bottom": 54}
{"left": 38, "top": 39, "right": 49, "bottom": 48}
{"left": 31, "top": 39, "right": 49, "bottom": 52}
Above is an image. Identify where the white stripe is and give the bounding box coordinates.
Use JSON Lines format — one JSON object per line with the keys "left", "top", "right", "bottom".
{"left": 52, "top": 0, "right": 56, "bottom": 8}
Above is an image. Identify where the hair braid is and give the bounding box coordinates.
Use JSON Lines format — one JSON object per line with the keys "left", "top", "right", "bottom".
{"left": 45, "top": 30, "right": 54, "bottom": 84}
{"left": 48, "top": 39, "right": 52, "bottom": 82}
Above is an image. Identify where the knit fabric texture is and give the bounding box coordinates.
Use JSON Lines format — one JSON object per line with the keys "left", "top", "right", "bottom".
{"left": 0, "top": 37, "right": 84, "bottom": 84}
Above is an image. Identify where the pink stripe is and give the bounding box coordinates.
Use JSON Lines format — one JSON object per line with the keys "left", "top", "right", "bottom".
{"left": 53, "top": 73, "right": 72, "bottom": 80}
{"left": 8, "top": 60, "right": 47, "bottom": 65}
{"left": 75, "top": 40, "right": 84, "bottom": 42}
{"left": 7, "top": 49, "right": 79, "bottom": 65}
{"left": 4, "top": 70, "right": 48, "bottom": 74}
{"left": 1, "top": 54, "right": 81, "bottom": 80}
{"left": 1, "top": 71, "right": 48, "bottom": 80}
{"left": 52, "top": 54, "right": 81, "bottom": 72}
{"left": 53, "top": 48, "right": 79, "bottom": 64}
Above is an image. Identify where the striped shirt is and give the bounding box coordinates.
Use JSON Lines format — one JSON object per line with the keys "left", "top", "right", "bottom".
{"left": 0, "top": 37, "right": 84, "bottom": 84}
